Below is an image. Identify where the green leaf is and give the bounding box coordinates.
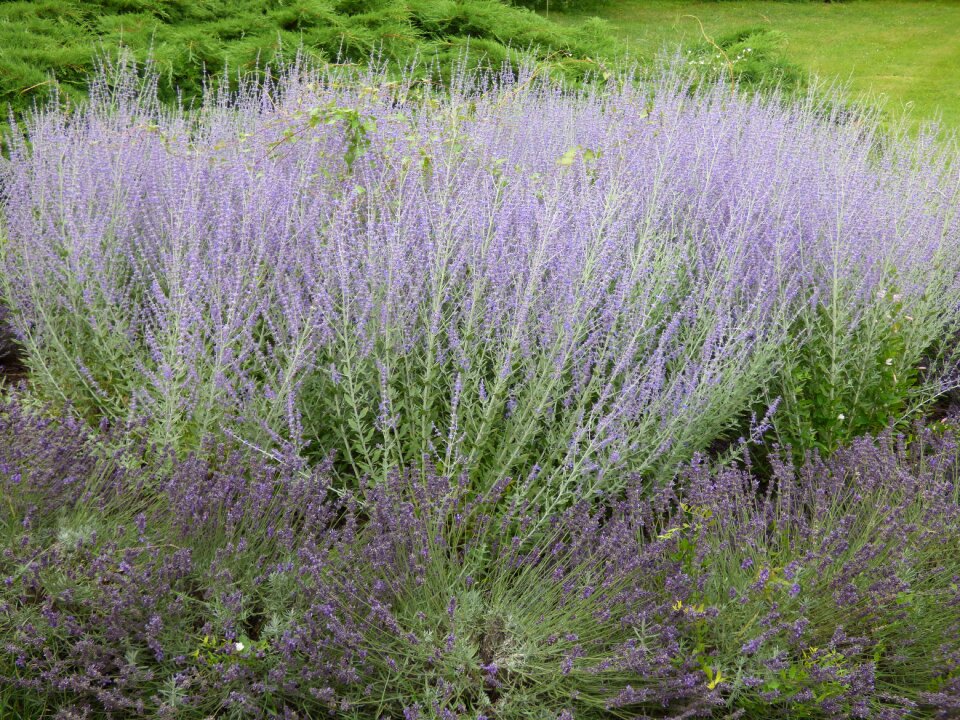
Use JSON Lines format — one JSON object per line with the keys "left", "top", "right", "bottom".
{"left": 556, "top": 146, "right": 580, "bottom": 167}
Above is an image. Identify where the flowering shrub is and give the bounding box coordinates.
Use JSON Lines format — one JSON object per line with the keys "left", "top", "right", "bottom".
{"left": 0, "top": 397, "right": 337, "bottom": 718}
{"left": 0, "top": 397, "right": 714, "bottom": 718}
{"left": 665, "top": 428, "right": 960, "bottom": 717}
{"left": 2, "top": 63, "right": 960, "bottom": 501}
{"left": 1, "top": 396, "right": 958, "bottom": 718}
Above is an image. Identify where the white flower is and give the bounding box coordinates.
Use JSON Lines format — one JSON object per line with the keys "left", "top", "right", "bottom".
{"left": 235, "top": 642, "right": 245, "bottom": 652}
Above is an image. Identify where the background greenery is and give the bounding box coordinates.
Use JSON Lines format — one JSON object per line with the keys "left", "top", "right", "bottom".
{"left": 550, "top": 0, "right": 960, "bottom": 134}
{"left": 4, "top": 0, "right": 958, "bottom": 136}
{"left": 0, "top": 0, "right": 619, "bottom": 122}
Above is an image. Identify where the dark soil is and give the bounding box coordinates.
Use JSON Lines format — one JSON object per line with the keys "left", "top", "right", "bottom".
{"left": 0, "top": 312, "right": 27, "bottom": 385}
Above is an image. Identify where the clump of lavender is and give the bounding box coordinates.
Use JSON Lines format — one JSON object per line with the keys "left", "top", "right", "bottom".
{"left": 0, "top": 395, "right": 714, "bottom": 718}
{"left": 291, "top": 468, "right": 717, "bottom": 719}
{"left": 0, "top": 395, "right": 337, "bottom": 718}
{"left": 321, "top": 427, "right": 960, "bottom": 719}
{"left": 2, "top": 395, "right": 959, "bottom": 718}
{"left": 4, "top": 61, "right": 959, "bottom": 497}
{"left": 665, "top": 426, "right": 960, "bottom": 717}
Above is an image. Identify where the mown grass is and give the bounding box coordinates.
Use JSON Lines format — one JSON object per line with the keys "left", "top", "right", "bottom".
{"left": 0, "top": 0, "right": 620, "bottom": 124}
{"left": 552, "top": 0, "right": 960, "bottom": 134}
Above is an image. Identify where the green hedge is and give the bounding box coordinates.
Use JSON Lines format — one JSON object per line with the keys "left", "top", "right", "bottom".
{"left": 0, "top": 0, "right": 621, "bottom": 120}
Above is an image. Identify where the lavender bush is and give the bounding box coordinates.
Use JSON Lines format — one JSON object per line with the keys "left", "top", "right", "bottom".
{"left": 2, "top": 397, "right": 959, "bottom": 718}
{"left": 0, "top": 396, "right": 335, "bottom": 718}
{"left": 3, "top": 61, "right": 959, "bottom": 497}
{"left": 0, "top": 395, "right": 707, "bottom": 719}
{"left": 666, "top": 429, "right": 960, "bottom": 717}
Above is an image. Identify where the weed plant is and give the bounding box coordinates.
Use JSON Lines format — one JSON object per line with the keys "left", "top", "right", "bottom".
{"left": 683, "top": 26, "right": 803, "bottom": 95}
{"left": 1, "top": 396, "right": 958, "bottom": 717}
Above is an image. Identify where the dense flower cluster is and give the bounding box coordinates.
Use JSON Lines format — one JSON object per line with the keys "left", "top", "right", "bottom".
{"left": 3, "top": 60, "right": 960, "bottom": 718}
{"left": 3, "top": 63, "right": 959, "bottom": 499}
{"left": 1, "top": 396, "right": 958, "bottom": 718}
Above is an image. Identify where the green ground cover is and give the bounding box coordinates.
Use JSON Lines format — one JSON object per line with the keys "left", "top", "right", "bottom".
{"left": 552, "top": 0, "right": 960, "bottom": 133}
{"left": 0, "top": 0, "right": 618, "bottom": 122}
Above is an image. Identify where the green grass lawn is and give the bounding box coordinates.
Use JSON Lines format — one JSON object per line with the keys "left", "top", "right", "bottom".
{"left": 5, "top": 0, "right": 957, "bottom": 135}
{"left": 554, "top": 0, "right": 960, "bottom": 133}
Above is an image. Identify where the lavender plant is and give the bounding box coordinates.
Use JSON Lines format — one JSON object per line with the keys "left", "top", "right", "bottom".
{"left": 2, "top": 61, "right": 960, "bottom": 500}
{"left": 663, "top": 429, "right": 960, "bottom": 717}
{"left": 0, "top": 395, "right": 714, "bottom": 719}
{"left": 0, "top": 396, "right": 338, "bottom": 718}
{"left": 2, "top": 396, "right": 959, "bottom": 718}
{"left": 759, "top": 116, "right": 960, "bottom": 455}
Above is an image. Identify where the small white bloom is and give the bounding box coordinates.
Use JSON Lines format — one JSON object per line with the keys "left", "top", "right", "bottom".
{"left": 235, "top": 642, "right": 245, "bottom": 652}
{"left": 837, "top": 413, "right": 846, "bottom": 421}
